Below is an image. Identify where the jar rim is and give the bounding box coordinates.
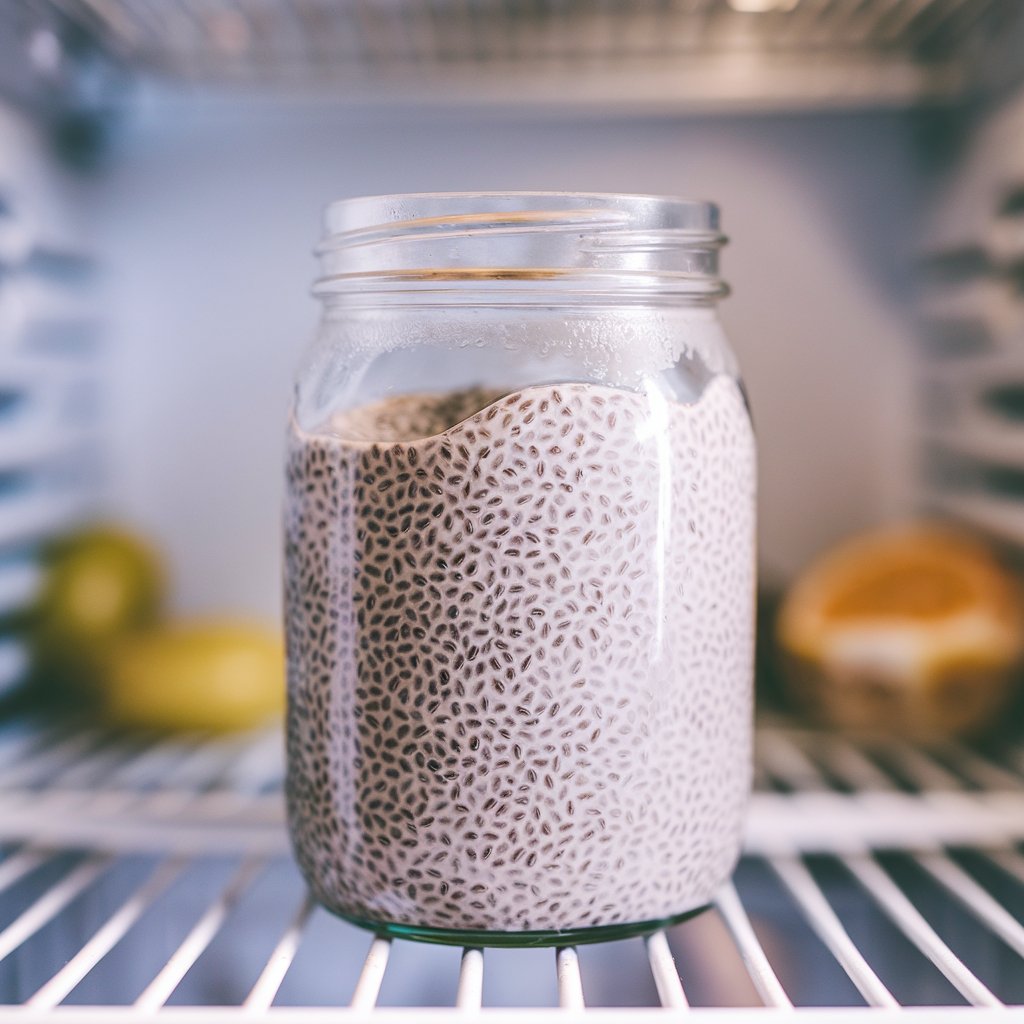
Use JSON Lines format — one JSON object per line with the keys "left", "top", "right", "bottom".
{"left": 322, "top": 191, "right": 721, "bottom": 240}
{"left": 316, "top": 192, "right": 727, "bottom": 302}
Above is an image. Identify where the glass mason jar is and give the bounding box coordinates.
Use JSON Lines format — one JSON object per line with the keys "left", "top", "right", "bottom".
{"left": 284, "top": 193, "right": 756, "bottom": 946}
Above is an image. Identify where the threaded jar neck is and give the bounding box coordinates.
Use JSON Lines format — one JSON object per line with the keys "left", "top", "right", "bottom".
{"left": 314, "top": 192, "right": 727, "bottom": 306}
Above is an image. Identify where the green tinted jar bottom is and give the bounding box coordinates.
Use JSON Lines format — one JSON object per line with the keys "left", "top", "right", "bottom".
{"left": 330, "top": 903, "right": 711, "bottom": 948}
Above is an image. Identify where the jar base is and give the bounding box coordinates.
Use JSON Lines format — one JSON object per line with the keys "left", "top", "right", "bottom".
{"left": 325, "top": 903, "right": 712, "bottom": 948}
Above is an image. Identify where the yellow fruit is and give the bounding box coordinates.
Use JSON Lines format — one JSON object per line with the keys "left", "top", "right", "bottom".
{"left": 35, "top": 525, "right": 165, "bottom": 690}
{"left": 104, "top": 622, "right": 284, "bottom": 732}
{"left": 778, "top": 524, "right": 1024, "bottom": 738}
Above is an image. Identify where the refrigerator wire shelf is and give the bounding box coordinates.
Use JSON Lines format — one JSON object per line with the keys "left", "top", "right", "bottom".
{"left": 36, "top": 0, "right": 1024, "bottom": 110}
{"left": 0, "top": 716, "right": 1022, "bottom": 1018}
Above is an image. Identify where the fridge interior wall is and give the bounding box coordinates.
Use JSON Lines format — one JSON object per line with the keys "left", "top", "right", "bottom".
{"left": 917, "top": 84, "right": 1024, "bottom": 545}
{"left": 0, "top": 99, "right": 99, "bottom": 700}
{"left": 88, "top": 95, "right": 927, "bottom": 620}
{"left": 1, "top": 9, "right": 1024, "bottom": 1015}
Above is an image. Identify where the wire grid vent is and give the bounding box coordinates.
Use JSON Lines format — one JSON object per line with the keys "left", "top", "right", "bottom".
{"left": 0, "top": 719, "right": 1023, "bottom": 1018}
{"left": 40, "top": 0, "right": 1020, "bottom": 109}
{"left": 0, "top": 100, "right": 100, "bottom": 705}
{"left": 917, "top": 219, "right": 1024, "bottom": 549}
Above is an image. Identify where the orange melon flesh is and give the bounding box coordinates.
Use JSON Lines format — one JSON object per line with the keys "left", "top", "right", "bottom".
{"left": 777, "top": 526, "right": 1024, "bottom": 737}
{"left": 823, "top": 561, "right": 975, "bottom": 620}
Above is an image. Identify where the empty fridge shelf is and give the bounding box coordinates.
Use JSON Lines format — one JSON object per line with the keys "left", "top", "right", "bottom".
{"left": 41, "top": 0, "right": 1024, "bottom": 110}
{"left": 0, "top": 717, "right": 1023, "bottom": 1017}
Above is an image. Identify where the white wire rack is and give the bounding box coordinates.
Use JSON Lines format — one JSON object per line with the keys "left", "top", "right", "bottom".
{"left": 0, "top": 717, "right": 1023, "bottom": 1019}
{"left": 917, "top": 257, "right": 1024, "bottom": 549}
{"left": 39, "top": 0, "right": 1022, "bottom": 110}
{"left": 0, "top": 99, "right": 101, "bottom": 702}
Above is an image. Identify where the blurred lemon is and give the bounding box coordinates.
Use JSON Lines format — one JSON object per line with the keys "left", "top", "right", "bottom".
{"left": 104, "top": 622, "right": 284, "bottom": 732}
{"left": 35, "top": 525, "right": 165, "bottom": 690}
{"left": 778, "top": 524, "right": 1024, "bottom": 738}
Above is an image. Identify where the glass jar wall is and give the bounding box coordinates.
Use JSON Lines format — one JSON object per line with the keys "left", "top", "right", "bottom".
{"left": 284, "top": 193, "right": 756, "bottom": 945}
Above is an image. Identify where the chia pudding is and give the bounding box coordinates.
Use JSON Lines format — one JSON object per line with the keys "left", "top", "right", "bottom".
{"left": 284, "top": 374, "right": 756, "bottom": 936}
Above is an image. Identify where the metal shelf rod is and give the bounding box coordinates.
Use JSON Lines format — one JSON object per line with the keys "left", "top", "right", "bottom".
{"left": 349, "top": 936, "right": 392, "bottom": 1010}
{"left": 455, "top": 947, "right": 484, "bottom": 1010}
{"left": 932, "top": 742, "right": 1024, "bottom": 792}
{"left": 644, "top": 930, "right": 688, "bottom": 1009}
{"left": 133, "top": 858, "right": 265, "bottom": 1012}
{"left": 242, "top": 894, "right": 315, "bottom": 1012}
{"left": 0, "top": 731, "right": 101, "bottom": 789}
{"left": 26, "top": 856, "right": 189, "bottom": 1009}
{"left": 841, "top": 853, "right": 1002, "bottom": 1008}
{"left": 0, "top": 848, "right": 49, "bottom": 896}
{"left": 769, "top": 854, "right": 898, "bottom": 1008}
{"left": 870, "top": 741, "right": 963, "bottom": 791}
{"left": 556, "top": 946, "right": 585, "bottom": 1009}
{"left": 0, "top": 722, "right": 57, "bottom": 773}
{"left": 915, "top": 852, "right": 1024, "bottom": 963}
{"left": 0, "top": 854, "right": 111, "bottom": 966}
{"left": 713, "top": 881, "right": 793, "bottom": 1009}
{"left": 807, "top": 735, "right": 898, "bottom": 791}
{"left": 983, "top": 850, "right": 1024, "bottom": 892}
{"left": 50, "top": 739, "right": 146, "bottom": 790}
{"left": 770, "top": 729, "right": 1007, "bottom": 1007}
{"left": 103, "top": 736, "right": 199, "bottom": 790}
{"left": 756, "top": 730, "right": 831, "bottom": 792}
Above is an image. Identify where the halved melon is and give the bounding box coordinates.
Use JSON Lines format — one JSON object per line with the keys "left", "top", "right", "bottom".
{"left": 777, "top": 525, "right": 1024, "bottom": 738}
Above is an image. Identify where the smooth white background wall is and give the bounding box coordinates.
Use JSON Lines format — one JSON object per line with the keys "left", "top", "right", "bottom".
{"left": 93, "top": 97, "right": 924, "bottom": 620}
